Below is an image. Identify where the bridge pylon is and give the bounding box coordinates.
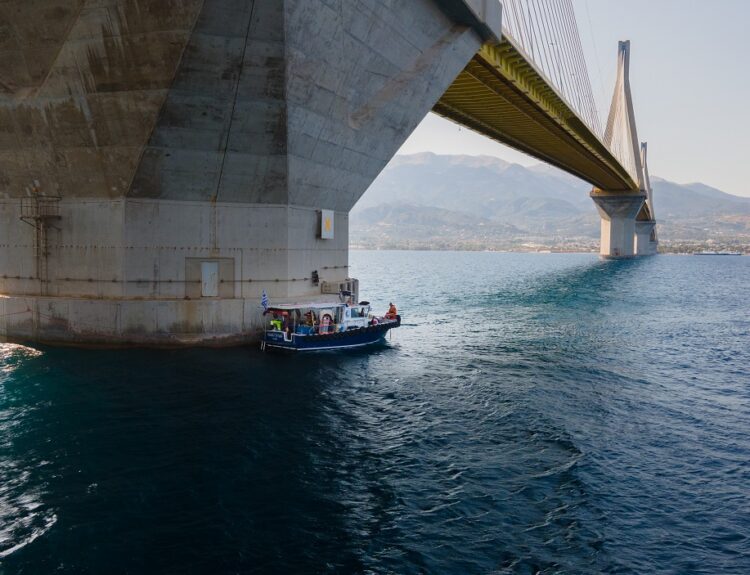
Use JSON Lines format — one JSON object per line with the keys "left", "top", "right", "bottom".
{"left": 635, "top": 142, "right": 658, "bottom": 255}
{"left": 590, "top": 40, "right": 646, "bottom": 259}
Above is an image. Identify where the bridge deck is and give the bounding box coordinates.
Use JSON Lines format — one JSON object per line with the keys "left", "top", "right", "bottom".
{"left": 433, "top": 36, "right": 640, "bottom": 193}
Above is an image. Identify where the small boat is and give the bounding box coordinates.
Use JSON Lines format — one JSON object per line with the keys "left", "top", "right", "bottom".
{"left": 261, "top": 301, "right": 400, "bottom": 352}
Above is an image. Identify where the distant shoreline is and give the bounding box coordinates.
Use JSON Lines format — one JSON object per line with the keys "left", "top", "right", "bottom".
{"left": 349, "top": 246, "right": 747, "bottom": 255}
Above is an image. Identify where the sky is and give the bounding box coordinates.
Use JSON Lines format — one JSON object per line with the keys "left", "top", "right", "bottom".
{"left": 398, "top": 0, "right": 750, "bottom": 197}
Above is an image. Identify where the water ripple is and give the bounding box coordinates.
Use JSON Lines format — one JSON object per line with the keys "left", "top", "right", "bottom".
{"left": 0, "top": 253, "right": 748, "bottom": 573}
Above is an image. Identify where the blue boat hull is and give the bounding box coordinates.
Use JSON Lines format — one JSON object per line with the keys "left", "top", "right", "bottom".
{"left": 262, "top": 316, "right": 400, "bottom": 352}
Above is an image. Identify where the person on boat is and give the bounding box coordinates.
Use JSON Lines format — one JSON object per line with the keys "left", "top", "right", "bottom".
{"left": 385, "top": 302, "right": 398, "bottom": 319}
{"left": 320, "top": 313, "right": 333, "bottom": 334}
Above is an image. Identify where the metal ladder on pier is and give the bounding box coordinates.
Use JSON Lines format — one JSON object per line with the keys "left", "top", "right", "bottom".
{"left": 19, "top": 192, "right": 61, "bottom": 293}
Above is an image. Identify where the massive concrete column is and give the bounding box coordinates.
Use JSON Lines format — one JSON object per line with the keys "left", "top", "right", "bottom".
{"left": 635, "top": 142, "right": 658, "bottom": 256}
{"left": 591, "top": 40, "right": 647, "bottom": 259}
{"left": 0, "top": 0, "right": 498, "bottom": 346}
{"left": 635, "top": 220, "right": 657, "bottom": 256}
{"left": 591, "top": 191, "right": 646, "bottom": 259}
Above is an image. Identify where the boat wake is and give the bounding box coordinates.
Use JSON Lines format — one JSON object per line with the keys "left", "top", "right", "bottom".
{"left": 0, "top": 512, "right": 57, "bottom": 558}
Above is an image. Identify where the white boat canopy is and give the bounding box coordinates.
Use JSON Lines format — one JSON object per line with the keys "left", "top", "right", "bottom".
{"left": 267, "top": 302, "right": 347, "bottom": 311}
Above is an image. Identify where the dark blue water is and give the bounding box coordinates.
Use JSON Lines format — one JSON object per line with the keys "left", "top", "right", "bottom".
{"left": 1, "top": 252, "right": 749, "bottom": 574}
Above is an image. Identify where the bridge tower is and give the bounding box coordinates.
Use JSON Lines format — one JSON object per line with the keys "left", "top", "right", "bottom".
{"left": 635, "top": 142, "right": 658, "bottom": 255}
{"left": 590, "top": 41, "right": 646, "bottom": 258}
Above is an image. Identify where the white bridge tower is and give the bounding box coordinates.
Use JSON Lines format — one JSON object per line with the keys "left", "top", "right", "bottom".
{"left": 590, "top": 41, "right": 655, "bottom": 258}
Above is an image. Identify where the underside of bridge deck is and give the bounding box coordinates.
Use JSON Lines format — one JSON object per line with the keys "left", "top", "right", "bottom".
{"left": 433, "top": 37, "right": 639, "bottom": 193}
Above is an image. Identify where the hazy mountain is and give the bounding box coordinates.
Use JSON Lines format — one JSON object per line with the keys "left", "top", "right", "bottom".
{"left": 649, "top": 177, "right": 750, "bottom": 218}
{"left": 357, "top": 152, "right": 591, "bottom": 221}
{"left": 352, "top": 153, "right": 750, "bottom": 250}
{"left": 350, "top": 203, "right": 523, "bottom": 249}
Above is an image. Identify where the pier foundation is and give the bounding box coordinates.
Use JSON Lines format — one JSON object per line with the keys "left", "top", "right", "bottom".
{"left": 0, "top": 0, "right": 493, "bottom": 346}
{"left": 635, "top": 220, "right": 657, "bottom": 256}
{"left": 591, "top": 192, "right": 646, "bottom": 259}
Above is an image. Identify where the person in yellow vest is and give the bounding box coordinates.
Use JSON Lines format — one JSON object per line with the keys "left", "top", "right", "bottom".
{"left": 385, "top": 302, "right": 398, "bottom": 319}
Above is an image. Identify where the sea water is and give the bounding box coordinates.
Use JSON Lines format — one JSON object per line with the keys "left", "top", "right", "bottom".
{"left": 1, "top": 252, "right": 749, "bottom": 574}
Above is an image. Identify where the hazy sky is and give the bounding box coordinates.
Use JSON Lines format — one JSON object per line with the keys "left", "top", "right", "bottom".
{"left": 398, "top": 0, "right": 749, "bottom": 197}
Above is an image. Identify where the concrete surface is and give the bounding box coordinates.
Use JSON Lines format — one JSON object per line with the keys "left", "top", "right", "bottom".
{"left": 635, "top": 220, "right": 658, "bottom": 256}
{"left": 0, "top": 0, "right": 490, "bottom": 345}
{"left": 591, "top": 192, "right": 646, "bottom": 259}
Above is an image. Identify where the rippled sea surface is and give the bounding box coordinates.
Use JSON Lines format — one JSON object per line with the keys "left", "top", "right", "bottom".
{"left": 1, "top": 252, "right": 749, "bottom": 574}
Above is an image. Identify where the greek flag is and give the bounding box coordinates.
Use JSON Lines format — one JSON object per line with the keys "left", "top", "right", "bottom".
{"left": 261, "top": 289, "right": 269, "bottom": 311}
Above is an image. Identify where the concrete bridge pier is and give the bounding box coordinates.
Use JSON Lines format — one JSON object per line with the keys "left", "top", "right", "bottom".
{"left": 635, "top": 221, "right": 657, "bottom": 256}
{"left": 0, "top": 0, "right": 501, "bottom": 346}
{"left": 591, "top": 192, "right": 646, "bottom": 259}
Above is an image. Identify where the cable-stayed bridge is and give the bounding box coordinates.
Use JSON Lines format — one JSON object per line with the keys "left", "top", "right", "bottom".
{"left": 0, "top": 0, "right": 657, "bottom": 346}
{"left": 435, "top": 0, "right": 656, "bottom": 257}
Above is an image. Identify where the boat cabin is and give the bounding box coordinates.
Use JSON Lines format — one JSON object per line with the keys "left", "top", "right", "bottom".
{"left": 265, "top": 301, "right": 373, "bottom": 337}
{"left": 261, "top": 299, "right": 399, "bottom": 351}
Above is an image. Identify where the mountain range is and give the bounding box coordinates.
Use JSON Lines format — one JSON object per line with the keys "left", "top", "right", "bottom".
{"left": 351, "top": 153, "right": 750, "bottom": 251}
